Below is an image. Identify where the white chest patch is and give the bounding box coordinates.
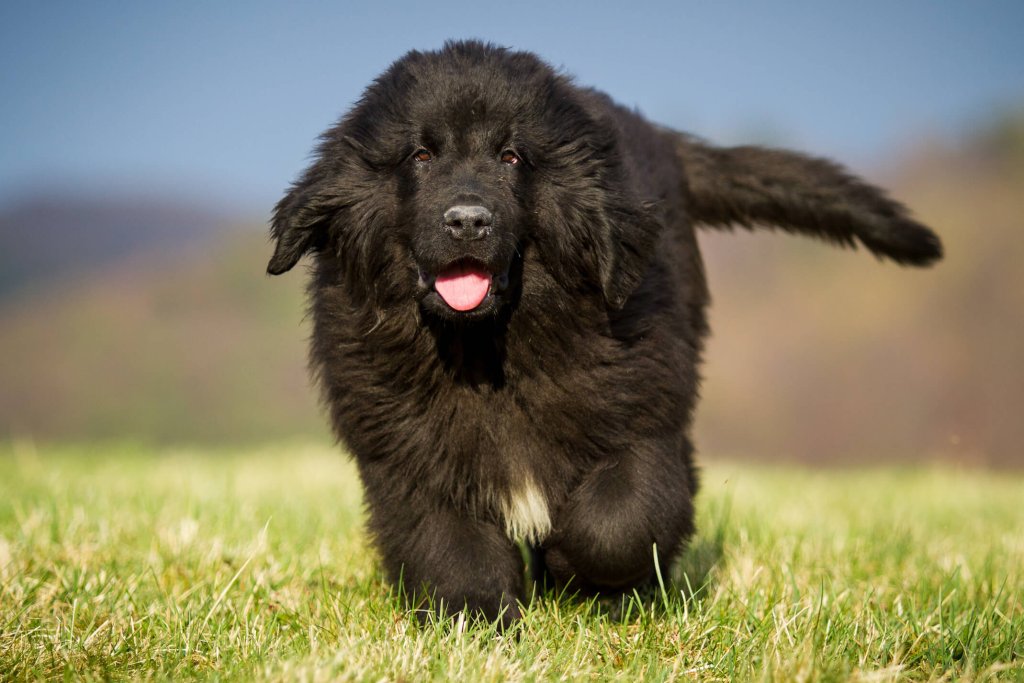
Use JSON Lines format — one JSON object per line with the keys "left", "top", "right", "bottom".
{"left": 501, "top": 480, "right": 551, "bottom": 544}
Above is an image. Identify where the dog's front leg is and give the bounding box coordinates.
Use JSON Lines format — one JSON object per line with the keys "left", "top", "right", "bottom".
{"left": 366, "top": 495, "right": 525, "bottom": 630}
{"left": 540, "top": 440, "right": 696, "bottom": 594}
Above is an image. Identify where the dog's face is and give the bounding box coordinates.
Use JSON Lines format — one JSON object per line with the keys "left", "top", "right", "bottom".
{"left": 396, "top": 59, "right": 536, "bottom": 321}
{"left": 268, "top": 42, "right": 661, "bottom": 321}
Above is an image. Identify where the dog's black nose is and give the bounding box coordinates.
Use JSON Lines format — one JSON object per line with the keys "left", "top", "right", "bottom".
{"left": 443, "top": 205, "right": 492, "bottom": 240}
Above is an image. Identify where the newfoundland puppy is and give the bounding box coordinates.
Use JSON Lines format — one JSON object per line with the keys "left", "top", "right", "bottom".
{"left": 267, "top": 41, "right": 941, "bottom": 628}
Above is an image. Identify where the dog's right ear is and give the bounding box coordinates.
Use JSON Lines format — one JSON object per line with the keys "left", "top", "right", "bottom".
{"left": 266, "top": 172, "right": 335, "bottom": 275}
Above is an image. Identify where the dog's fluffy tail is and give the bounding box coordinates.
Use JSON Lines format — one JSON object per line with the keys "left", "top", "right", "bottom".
{"left": 674, "top": 134, "right": 942, "bottom": 266}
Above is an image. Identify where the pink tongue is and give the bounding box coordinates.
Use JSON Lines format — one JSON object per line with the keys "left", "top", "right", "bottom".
{"left": 434, "top": 264, "right": 491, "bottom": 311}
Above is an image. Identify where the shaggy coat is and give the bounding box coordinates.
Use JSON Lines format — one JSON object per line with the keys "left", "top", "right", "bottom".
{"left": 267, "top": 41, "right": 941, "bottom": 628}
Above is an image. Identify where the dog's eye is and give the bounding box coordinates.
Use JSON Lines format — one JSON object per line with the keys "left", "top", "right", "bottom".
{"left": 412, "top": 149, "right": 432, "bottom": 162}
{"left": 500, "top": 150, "right": 520, "bottom": 166}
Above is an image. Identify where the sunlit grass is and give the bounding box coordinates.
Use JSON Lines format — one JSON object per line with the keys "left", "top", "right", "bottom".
{"left": 0, "top": 442, "right": 1021, "bottom": 681}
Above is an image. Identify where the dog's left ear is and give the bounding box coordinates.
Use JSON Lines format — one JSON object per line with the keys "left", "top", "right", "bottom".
{"left": 595, "top": 198, "right": 662, "bottom": 309}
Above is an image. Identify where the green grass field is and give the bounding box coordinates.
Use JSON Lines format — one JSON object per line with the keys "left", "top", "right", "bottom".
{"left": 1, "top": 442, "right": 1021, "bottom": 681}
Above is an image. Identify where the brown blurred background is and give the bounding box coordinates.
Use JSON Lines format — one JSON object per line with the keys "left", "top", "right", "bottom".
{"left": 1, "top": 113, "right": 1022, "bottom": 466}
{"left": 1, "top": 5, "right": 1022, "bottom": 467}
{"left": 697, "top": 116, "right": 1024, "bottom": 467}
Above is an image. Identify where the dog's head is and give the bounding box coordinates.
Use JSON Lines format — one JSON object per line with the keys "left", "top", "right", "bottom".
{"left": 267, "top": 41, "right": 660, "bottom": 321}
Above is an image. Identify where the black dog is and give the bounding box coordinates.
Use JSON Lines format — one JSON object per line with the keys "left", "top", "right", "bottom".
{"left": 267, "top": 41, "right": 941, "bottom": 628}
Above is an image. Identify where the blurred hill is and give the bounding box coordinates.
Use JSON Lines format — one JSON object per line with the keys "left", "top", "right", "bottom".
{"left": 0, "top": 195, "right": 234, "bottom": 301}
{"left": 696, "top": 111, "right": 1024, "bottom": 467}
{"left": 0, "top": 230, "right": 326, "bottom": 443}
{"left": 0, "top": 114, "right": 1021, "bottom": 465}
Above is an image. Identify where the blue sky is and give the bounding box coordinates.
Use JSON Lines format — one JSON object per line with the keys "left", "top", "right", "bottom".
{"left": 2, "top": 1, "right": 1022, "bottom": 212}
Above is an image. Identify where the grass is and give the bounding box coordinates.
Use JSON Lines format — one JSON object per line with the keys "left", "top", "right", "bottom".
{"left": 0, "top": 442, "right": 1021, "bottom": 681}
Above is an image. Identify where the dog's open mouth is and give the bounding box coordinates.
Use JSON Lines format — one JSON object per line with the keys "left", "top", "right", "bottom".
{"left": 435, "top": 261, "right": 492, "bottom": 311}
{"left": 420, "top": 258, "right": 511, "bottom": 314}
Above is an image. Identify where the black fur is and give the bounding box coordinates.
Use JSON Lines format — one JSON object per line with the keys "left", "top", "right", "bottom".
{"left": 267, "top": 41, "right": 941, "bottom": 629}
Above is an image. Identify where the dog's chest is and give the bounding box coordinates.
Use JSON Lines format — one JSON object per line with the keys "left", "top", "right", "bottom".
{"left": 498, "top": 478, "right": 551, "bottom": 544}
{"left": 436, "top": 385, "right": 557, "bottom": 545}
